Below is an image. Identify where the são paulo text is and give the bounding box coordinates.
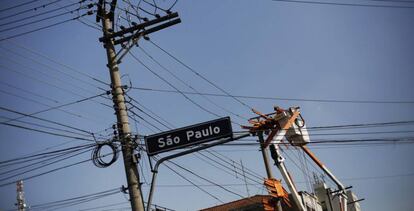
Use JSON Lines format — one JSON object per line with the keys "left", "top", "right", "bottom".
{"left": 186, "top": 126, "right": 221, "bottom": 141}
{"left": 157, "top": 126, "right": 221, "bottom": 148}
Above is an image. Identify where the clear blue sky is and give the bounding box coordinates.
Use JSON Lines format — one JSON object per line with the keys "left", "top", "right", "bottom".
{"left": 0, "top": 0, "right": 414, "bottom": 210}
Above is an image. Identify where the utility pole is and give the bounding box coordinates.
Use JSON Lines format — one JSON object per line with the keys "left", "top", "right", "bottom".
{"left": 258, "top": 132, "right": 283, "bottom": 211}
{"left": 258, "top": 131, "right": 273, "bottom": 179}
{"left": 96, "top": 1, "right": 180, "bottom": 210}
{"left": 99, "top": 5, "right": 145, "bottom": 211}
{"left": 16, "top": 180, "right": 26, "bottom": 211}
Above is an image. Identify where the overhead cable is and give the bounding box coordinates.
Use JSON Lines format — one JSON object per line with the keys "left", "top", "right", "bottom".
{"left": 0, "top": 149, "right": 116, "bottom": 187}
{"left": 0, "top": 89, "right": 83, "bottom": 119}
{"left": 0, "top": 1, "right": 85, "bottom": 28}
{"left": 138, "top": 46, "right": 248, "bottom": 121}
{"left": 8, "top": 39, "right": 108, "bottom": 87}
{"left": 128, "top": 51, "right": 223, "bottom": 119}
{"left": 0, "top": 147, "right": 93, "bottom": 182}
{"left": 0, "top": 92, "right": 106, "bottom": 134}
{"left": 0, "top": 116, "right": 92, "bottom": 138}
{"left": 272, "top": 0, "right": 414, "bottom": 8}
{"left": 0, "top": 0, "right": 64, "bottom": 20}
{"left": 0, "top": 0, "right": 42, "bottom": 13}
{"left": 0, "top": 143, "right": 95, "bottom": 167}
{"left": 126, "top": 94, "right": 175, "bottom": 129}
{"left": 0, "top": 11, "right": 94, "bottom": 42}
{"left": 162, "top": 161, "right": 224, "bottom": 203}
{"left": 26, "top": 187, "right": 121, "bottom": 210}
{"left": 166, "top": 160, "right": 247, "bottom": 199}
{"left": 148, "top": 40, "right": 253, "bottom": 110}
{"left": 131, "top": 86, "right": 414, "bottom": 104}
{"left": 0, "top": 5, "right": 92, "bottom": 33}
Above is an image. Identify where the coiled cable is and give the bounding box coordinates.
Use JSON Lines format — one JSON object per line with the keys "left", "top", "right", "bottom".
{"left": 91, "top": 142, "right": 119, "bottom": 168}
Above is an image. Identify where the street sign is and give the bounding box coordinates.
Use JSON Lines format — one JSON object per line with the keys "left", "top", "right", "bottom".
{"left": 145, "top": 117, "right": 233, "bottom": 155}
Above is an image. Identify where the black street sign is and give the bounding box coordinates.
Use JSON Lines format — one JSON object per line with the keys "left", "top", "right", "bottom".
{"left": 145, "top": 117, "right": 233, "bottom": 156}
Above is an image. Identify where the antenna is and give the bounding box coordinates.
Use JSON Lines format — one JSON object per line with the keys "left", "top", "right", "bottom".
{"left": 16, "top": 180, "right": 27, "bottom": 211}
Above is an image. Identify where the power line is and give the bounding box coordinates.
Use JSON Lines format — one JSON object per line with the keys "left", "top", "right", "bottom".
{"left": 307, "top": 120, "right": 414, "bottom": 130}
{"left": 0, "top": 5, "right": 90, "bottom": 33}
{"left": 365, "top": 0, "right": 414, "bottom": 3}
{"left": 128, "top": 51, "right": 223, "bottom": 119}
{"left": 166, "top": 160, "right": 248, "bottom": 199}
{"left": 8, "top": 35, "right": 108, "bottom": 87}
{"left": 0, "top": 84, "right": 111, "bottom": 126}
{"left": 125, "top": 94, "right": 175, "bottom": 128}
{"left": 162, "top": 161, "right": 224, "bottom": 203}
{"left": 232, "top": 120, "right": 414, "bottom": 134}
{"left": 0, "top": 147, "right": 93, "bottom": 182}
{"left": 128, "top": 114, "right": 158, "bottom": 134}
{"left": 0, "top": 11, "right": 94, "bottom": 42}
{"left": 137, "top": 46, "right": 248, "bottom": 122}
{"left": 0, "top": 0, "right": 64, "bottom": 20}
{"left": 148, "top": 39, "right": 253, "bottom": 110}
{"left": 0, "top": 92, "right": 106, "bottom": 129}
{"left": 0, "top": 80, "right": 58, "bottom": 103}
{"left": 0, "top": 94, "right": 103, "bottom": 136}
{"left": 26, "top": 187, "right": 121, "bottom": 210}
{"left": 149, "top": 171, "right": 414, "bottom": 187}
{"left": 0, "top": 122, "right": 95, "bottom": 141}
{"left": 127, "top": 99, "right": 172, "bottom": 130}
{"left": 0, "top": 50, "right": 102, "bottom": 93}
{"left": 0, "top": 143, "right": 95, "bottom": 167}
{"left": 343, "top": 172, "right": 414, "bottom": 181}
{"left": 234, "top": 130, "right": 414, "bottom": 136}
{"left": 0, "top": 63, "right": 105, "bottom": 104}
{"left": 0, "top": 1, "right": 86, "bottom": 28}
{"left": 204, "top": 150, "right": 263, "bottom": 181}
{"left": 0, "top": 0, "right": 42, "bottom": 13}
{"left": 128, "top": 109, "right": 164, "bottom": 132}
{"left": 194, "top": 152, "right": 263, "bottom": 186}
{"left": 225, "top": 137, "right": 414, "bottom": 146}
{"left": 303, "top": 130, "right": 414, "bottom": 136}
{"left": 131, "top": 86, "right": 414, "bottom": 104}
{"left": 0, "top": 63, "right": 113, "bottom": 116}
{"left": 0, "top": 115, "right": 92, "bottom": 138}
{"left": 272, "top": 0, "right": 414, "bottom": 8}
{"left": 0, "top": 150, "right": 116, "bottom": 187}
{"left": 0, "top": 88, "right": 84, "bottom": 119}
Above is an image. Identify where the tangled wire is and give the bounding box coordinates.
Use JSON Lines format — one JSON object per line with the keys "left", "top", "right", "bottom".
{"left": 92, "top": 142, "right": 120, "bottom": 168}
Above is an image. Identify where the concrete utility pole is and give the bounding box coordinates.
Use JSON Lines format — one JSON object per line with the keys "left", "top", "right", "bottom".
{"left": 258, "top": 132, "right": 283, "bottom": 211}
{"left": 96, "top": 1, "right": 179, "bottom": 210}
{"left": 16, "top": 180, "right": 26, "bottom": 211}
{"left": 258, "top": 132, "right": 274, "bottom": 179}
{"left": 100, "top": 11, "right": 145, "bottom": 211}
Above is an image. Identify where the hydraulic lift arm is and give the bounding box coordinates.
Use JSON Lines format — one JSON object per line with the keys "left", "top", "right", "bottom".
{"left": 244, "top": 106, "right": 349, "bottom": 211}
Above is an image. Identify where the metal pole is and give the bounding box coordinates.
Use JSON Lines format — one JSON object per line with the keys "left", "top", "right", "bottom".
{"left": 101, "top": 13, "right": 145, "bottom": 211}
{"left": 300, "top": 145, "right": 347, "bottom": 211}
{"left": 269, "top": 144, "right": 305, "bottom": 211}
{"left": 146, "top": 134, "right": 250, "bottom": 211}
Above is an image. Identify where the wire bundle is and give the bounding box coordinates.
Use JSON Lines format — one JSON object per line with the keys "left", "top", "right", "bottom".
{"left": 91, "top": 142, "right": 119, "bottom": 168}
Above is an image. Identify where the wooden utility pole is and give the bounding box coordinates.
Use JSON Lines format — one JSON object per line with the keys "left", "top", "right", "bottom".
{"left": 100, "top": 11, "right": 145, "bottom": 211}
